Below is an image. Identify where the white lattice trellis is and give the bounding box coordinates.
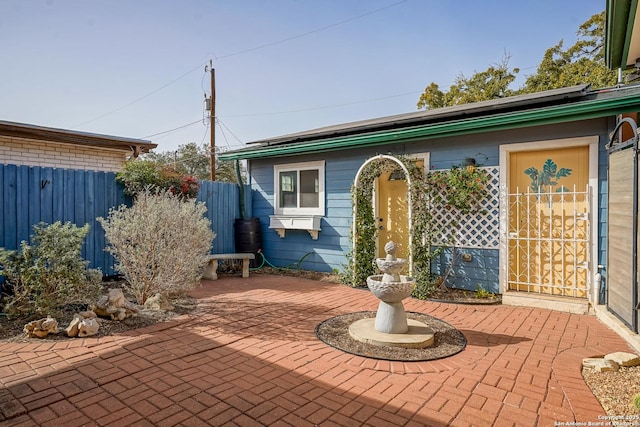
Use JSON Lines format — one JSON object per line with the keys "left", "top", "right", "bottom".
{"left": 431, "top": 166, "right": 500, "bottom": 249}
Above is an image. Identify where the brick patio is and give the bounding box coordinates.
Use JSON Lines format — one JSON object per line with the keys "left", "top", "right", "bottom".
{"left": 0, "top": 275, "right": 635, "bottom": 426}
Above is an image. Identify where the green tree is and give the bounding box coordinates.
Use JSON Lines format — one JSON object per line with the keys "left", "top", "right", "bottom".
{"left": 145, "top": 142, "right": 243, "bottom": 183}
{"left": 417, "top": 11, "right": 619, "bottom": 109}
{"left": 417, "top": 56, "right": 519, "bottom": 109}
{"left": 521, "top": 12, "right": 618, "bottom": 93}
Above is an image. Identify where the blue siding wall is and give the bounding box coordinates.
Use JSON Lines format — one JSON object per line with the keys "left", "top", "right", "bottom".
{"left": 247, "top": 119, "right": 612, "bottom": 294}
{"left": 0, "top": 164, "right": 243, "bottom": 276}
{"left": 431, "top": 248, "right": 499, "bottom": 293}
{"left": 251, "top": 153, "right": 372, "bottom": 273}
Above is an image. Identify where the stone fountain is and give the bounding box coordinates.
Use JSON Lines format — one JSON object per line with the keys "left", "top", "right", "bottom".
{"left": 349, "top": 241, "right": 434, "bottom": 348}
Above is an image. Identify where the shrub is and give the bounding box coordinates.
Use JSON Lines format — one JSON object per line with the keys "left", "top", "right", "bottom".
{"left": 98, "top": 189, "right": 215, "bottom": 304}
{"left": 0, "top": 222, "right": 102, "bottom": 318}
{"left": 116, "top": 160, "right": 199, "bottom": 198}
{"left": 116, "top": 160, "right": 161, "bottom": 196}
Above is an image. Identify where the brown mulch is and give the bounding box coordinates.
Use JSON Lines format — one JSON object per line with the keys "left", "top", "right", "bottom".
{"left": 315, "top": 311, "right": 466, "bottom": 361}
{"left": 0, "top": 279, "right": 197, "bottom": 342}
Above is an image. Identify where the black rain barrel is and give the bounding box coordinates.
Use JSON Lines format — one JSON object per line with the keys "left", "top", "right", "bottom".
{"left": 234, "top": 217, "right": 262, "bottom": 267}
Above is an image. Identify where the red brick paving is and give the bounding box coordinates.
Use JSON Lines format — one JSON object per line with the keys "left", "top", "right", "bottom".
{"left": 0, "top": 275, "right": 636, "bottom": 426}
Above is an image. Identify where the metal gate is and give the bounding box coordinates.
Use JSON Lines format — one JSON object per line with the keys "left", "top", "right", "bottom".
{"left": 507, "top": 185, "right": 590, "bottom": 298}
{"left": 606, "top": 117, "right": 639, "bottom": 332}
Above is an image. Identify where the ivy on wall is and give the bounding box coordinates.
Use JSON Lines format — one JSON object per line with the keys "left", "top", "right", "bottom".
{"left": 342, "top": 155, "right": 490, "bottom": 299}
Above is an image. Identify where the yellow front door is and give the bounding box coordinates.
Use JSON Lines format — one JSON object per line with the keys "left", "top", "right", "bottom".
{"left": 376, "top": 171, "right": 409, "bottom": 259}
{"left": 507, "top": 146, "right": 590, "bottom": 297}
{"left": 375, "top": 159, "right": 424, "bottom": 261}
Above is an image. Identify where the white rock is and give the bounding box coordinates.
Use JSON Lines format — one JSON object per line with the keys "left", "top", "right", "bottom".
{"left": 144, "top": 293, "right": 174, "bottom": 311}
{"left": 78, "top": 318, "right": 100, "bottom": 337}
{"left": 65, "top": 316, "right": 82, "bottom": 337}
{"left": 582, "top": 358, "right": 620, "bottom": 372}
{"left": 24, "top": 316, "right": 59, "bottom": 338}
{"left": 91, "top": 288, "right": 140, "bottom": 320}
{"left": 605, "top": 352, "right": 640, "bottom": 367}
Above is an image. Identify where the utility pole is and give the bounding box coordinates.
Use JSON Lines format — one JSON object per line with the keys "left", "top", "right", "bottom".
{"left": 207, "top": 60, "right": 216, "bottom": 181}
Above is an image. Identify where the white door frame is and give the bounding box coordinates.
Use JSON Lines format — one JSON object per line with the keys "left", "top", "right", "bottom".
{"left": 499, "top": 136, "right": 599, "bottom": 303}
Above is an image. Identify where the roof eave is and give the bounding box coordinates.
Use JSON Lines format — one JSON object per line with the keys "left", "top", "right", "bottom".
{"left": 219, "top": 91, "right": 640, "bottom": 161}
{"left": 0, "top": 120, "right": 157, "bottom": 154}
{"left": 606, "top": 0, "right": 638, "bottom": 69}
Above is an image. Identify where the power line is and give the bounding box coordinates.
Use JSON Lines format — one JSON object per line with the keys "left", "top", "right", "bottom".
{"left": 217, "top": 119, "right": 244, "bottom": 146}
{"left": 139, "top": 88, "right": 418, "bottom": 143}
{"left": 199, "top": 122, "right": 210, "bottom": 146}
{"left": 140, "top": 119, "right": 203, "bottom": 139}
{"left": 74, "top": 63, "right": 207, "bottom": 128}
{"left": 217, "top": 0, "right": 410, "bottom": 59}
{"left": 72, "top": 0, "right": 409, "bottom": 128}
{"left": 220, "top": 90, "right": 422, "bottom": 118}
{"left": 217, "top": 119, "right": 232, "bottom": 149}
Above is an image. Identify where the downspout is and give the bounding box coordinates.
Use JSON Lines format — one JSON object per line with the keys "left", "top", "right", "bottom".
{"left": 235, "top": 160, "right": 246, "bottom": 219}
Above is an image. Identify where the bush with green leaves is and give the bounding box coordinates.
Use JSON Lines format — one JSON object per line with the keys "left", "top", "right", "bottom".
{"left": 116, "top": 159, "right": 199, "bottom": 198}
{"left": 98, "top": 189, "right": 215, "bottom": 304}
{"left": 0, "top": 222, "right": 102, "bottom": 318}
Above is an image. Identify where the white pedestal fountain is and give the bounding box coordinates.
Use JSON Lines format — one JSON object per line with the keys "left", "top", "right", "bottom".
{"left": 349, "top": 241, "right": 434, "bottom": 349}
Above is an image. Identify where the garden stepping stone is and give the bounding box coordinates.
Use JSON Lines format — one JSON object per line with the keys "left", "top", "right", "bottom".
{"left": 582, "top": 357, "right": 619, "bottom": 372}
{"left": 605, "top": 351, "right": 640, "bottom": 367}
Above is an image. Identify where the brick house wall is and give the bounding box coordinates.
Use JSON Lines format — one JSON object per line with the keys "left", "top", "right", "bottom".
{"left": 0, "top": 135, "right": 129, "bottom": 172}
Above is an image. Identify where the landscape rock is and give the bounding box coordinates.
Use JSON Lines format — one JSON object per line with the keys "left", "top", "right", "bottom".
{"left": 65, "top": 311, "right": 102, "bottom": 337}
{"left": 24, "top": 316, "right": 59, "bottom": 338}
{"left": 78, "top": 310, "right": 97, "bottom": 319}
{"left": 144, "top": 293, "right": 174, "bottom": 311}
{"left": 91, "top": 288, "right": 140, "bottom": 321}
{"left": 605, "top": 351, "right": 640, "bottom": 367}
{"left": 582, "top": 357, "right": 620, "bottom": 372}
{"left": 64, "top": 315, "right": 82, "bottom": 337}
{"left": 77, "top": 318, "right": 100, "bottom": 337}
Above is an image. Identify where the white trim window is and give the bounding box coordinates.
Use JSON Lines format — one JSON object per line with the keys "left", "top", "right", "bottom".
{"left": 274, "top": 160, "right": 325, "bottom": 216}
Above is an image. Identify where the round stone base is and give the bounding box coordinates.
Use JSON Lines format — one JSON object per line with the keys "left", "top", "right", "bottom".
{"left": 348, "top": 318, "right": 435, "bottom": 349}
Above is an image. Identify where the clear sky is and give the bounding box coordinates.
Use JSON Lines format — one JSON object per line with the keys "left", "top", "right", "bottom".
{"left": 1, "top": 0, "right": 605, "bottom": 154}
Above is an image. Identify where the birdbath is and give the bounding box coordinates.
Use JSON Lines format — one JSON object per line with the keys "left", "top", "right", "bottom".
{"left": 349, "top": 241, "right": 434, "bottom": 348}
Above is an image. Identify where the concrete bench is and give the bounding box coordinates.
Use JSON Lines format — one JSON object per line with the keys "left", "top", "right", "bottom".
{"left": 203, "top": 253, "right": 256, "bottom": 280}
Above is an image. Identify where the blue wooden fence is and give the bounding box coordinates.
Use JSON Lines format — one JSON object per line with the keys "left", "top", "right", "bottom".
{"left": 0, "top": 164, "right": 243, "bottom": 276}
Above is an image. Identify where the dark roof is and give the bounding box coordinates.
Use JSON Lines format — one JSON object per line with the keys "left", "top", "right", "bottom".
{"left": 247, "top": 85, "right": 590, "bottom": 146}
{"left": 0, "top": 120, "right": 157, "bottom": 155}
{"left": 219, "top": 83, "right": 640, "bottom": 161}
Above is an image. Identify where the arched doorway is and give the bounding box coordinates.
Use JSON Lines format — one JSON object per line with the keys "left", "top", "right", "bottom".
{"left": 352, "top": 155, "right": 413, "bottom": 272}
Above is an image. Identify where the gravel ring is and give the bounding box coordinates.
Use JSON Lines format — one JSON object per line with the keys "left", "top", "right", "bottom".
{"left": 315, "top": 311, "right": 466, "bottom": 362}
